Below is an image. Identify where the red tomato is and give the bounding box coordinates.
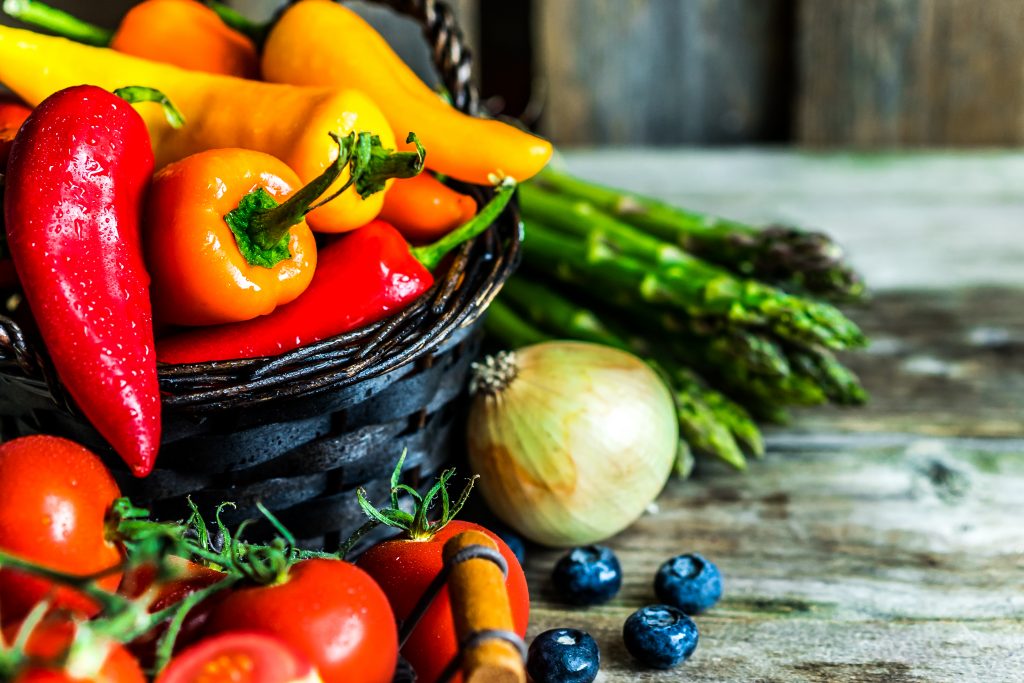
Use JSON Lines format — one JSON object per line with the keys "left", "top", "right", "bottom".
{"left": 156, "top": 631, "right": 322, "bottom": 683}
{"left": 356, "top": 520, "right": 530, "bottom": 683}
{"left": 8, "top": 619, "right": 144, "bottom": 683}
{"left": 119, "top": 557, "right": 228, "bottom": 668}
{"left": 201, "top": 559, "right": 397, "bottom": 683}
{"left": 0, "top": 436, "right": 123, "bottom": 625}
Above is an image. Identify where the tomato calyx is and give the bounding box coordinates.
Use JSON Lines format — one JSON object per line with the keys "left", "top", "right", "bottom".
{"left": 354, "top": 451, "right": 479, "bottom": 544}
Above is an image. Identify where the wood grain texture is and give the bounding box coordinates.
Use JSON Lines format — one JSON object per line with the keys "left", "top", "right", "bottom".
{"left": 535, "top": 0, "right": 791, "bottom": 145}
{"left": 796, "top": 289, "right": 1024, "bottom": 438}
{"left": 798, "top": 0, "right": 1024, "bottom": 146}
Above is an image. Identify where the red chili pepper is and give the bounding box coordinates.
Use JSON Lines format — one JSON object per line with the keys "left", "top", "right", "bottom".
{"left": 157, "top": 181, "right": 516, "bottom": 364}
{"left": 4, "top": 85, "right": 161, "bottom": 477}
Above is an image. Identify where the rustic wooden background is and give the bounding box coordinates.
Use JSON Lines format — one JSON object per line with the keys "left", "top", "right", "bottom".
{"left": 7, "top": 0, "right": 1024, "bottom": 147}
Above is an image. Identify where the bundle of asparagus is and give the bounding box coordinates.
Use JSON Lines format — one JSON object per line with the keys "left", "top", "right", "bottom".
{"left": 485, "top": 167, "right": 868, "bottom": 472}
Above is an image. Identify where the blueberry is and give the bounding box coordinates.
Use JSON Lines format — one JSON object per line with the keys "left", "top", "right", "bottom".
{"left": 622, "top": 604, "right": 699, "bottom": 669}
{"left": 526, "top": 628, "right": 600, "bottom": 683}
{"left": 552, "top": 545, "right": 622, "bottom": 605}
{"left": 496, "top": 528, "right": 527, "bottom": 566}
{"left": 654, "top": 553, "right": 723, "bottom": 614}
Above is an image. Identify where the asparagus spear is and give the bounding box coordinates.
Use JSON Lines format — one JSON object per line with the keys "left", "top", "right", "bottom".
{"left": 614, "top": 302, "right": 792, "bottom": 379}
{"left": 787, "top": 346, "right": 868, "bottom": 406}
{"left": 520, "top": 217, "right": 866, "bottom": 351}
{"left": 498, "top": 277, "right": 756, "bottom": 469}
{"left": 483, "top": 299, "right": 548, "bottom": 349}
{"left": 508, "top": 259, "right": 833, "bottom": 418}
{"left": 530, "top": 167, "right": 864, "bottom": 301}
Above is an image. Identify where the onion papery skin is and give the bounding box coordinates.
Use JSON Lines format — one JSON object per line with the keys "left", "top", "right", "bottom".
{"left": 467, "top": 341, "right": 678, "bottom": 547}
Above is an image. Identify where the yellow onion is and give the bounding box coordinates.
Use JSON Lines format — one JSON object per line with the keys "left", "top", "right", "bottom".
{"left": 466, "top": 341, "right": 678, "bottom": 547}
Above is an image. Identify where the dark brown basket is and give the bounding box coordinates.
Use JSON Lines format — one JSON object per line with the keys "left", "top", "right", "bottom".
{"left": 0, "top": 0, "right": 520, "bottom": 551}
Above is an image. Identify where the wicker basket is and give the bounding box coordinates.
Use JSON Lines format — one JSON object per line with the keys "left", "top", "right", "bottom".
{"left": 0, "top": 0, "right": 520, "bottom": 551}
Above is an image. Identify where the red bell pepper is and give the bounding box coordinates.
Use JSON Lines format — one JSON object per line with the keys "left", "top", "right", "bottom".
{"left": 4, "top": 85, "right": 161, "bottom": 476}
{"left": 157, "top": 180, "right": 516, "bottom": 364}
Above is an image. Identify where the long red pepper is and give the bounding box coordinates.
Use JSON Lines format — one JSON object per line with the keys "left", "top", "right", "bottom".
{"left": 157, "top": 181, "right": 516, "bottom": 364}
{"left": 4, "top": 85, "right": 161, "bottom": 476}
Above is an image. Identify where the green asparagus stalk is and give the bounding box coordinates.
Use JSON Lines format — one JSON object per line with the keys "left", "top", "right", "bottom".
{"left": 787, "top": 346, "right": 868, "bottom": 406}
{"left": 520, "top": 217, "right": 866, "bottom": 351}
{"left": 530, "top": 167, "right": 865, "bottom": 301}
{"left": 508, "top": 260, "right": 833, "bottom": 417}
{"left": 500, "top": 277, "right": 619, "bottom": 347}
{"left": 498, "top": 277, "right": 757, "bottom": 469}
{"left": 484, "top": 299, "right": 549, "bottom": 349}
{"left": 616, "top": 303, "right": 792, "bottom": 379}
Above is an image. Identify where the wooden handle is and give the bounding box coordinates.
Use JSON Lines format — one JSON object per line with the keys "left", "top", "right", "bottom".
{"left": 443, "top": 530, "right": 526, "bottom": 683}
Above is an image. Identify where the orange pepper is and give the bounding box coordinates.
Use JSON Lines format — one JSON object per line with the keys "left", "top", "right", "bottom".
{"left": 263, "top": 0, "right": 553, "bottom": 185}
{"left": 0, "top": 98, "right": 31, "bottom": 172}
{"left": 145, "top": 148, "right": 317, "bottom": 326}
{"left": 143, "top": 133, "right": 371, "bottom": 327}
{"left": 380, "top": 173, "right": 478, "bottom": 244}
{"left": 111, "top": 0, "right": 259, "bottom": 78}
{"left": 3, "top": 0, "right": 258, "bottom": 78}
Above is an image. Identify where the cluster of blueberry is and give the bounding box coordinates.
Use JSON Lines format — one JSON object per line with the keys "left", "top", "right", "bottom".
{"left": 527, "top": 546, "right": 723, "bottom": 682}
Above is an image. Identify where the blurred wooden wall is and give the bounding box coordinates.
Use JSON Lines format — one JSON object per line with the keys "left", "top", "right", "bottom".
{"left": 535, "top": 0, "right": 793, "bottom": 145}
{"left": 534, "top": 0, "right": 1024, "bottom": 147}
{"left": 7, "top": 0, "right": 1024, "bottom": 147}
{"left": 798, "top": 0, "right": 1024, "bottom": 146}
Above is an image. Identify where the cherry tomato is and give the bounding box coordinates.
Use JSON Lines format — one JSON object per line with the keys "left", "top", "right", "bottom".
{"left": 0, "top": 436, "right": 123, "bottom": 625}
{"left": 356, "top": 520, "right": 530, "bottom": 683}
{"left": 8, "top": 618, "right": 144, "bottom": 683}
{"left": 201, "top": 559, "right": 397, "bottom": 683}
{"left": 156, "top": 631, "right": 321, "bottom": 683}
{"left": 119, "top": 557, "right": 227, "bottom": 668}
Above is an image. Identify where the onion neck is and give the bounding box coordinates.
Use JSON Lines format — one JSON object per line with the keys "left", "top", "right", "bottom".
{"left": 470, "top": 351, "right": 519, "bottom": 396}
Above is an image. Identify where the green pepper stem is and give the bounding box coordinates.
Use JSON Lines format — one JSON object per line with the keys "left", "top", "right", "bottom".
{"left": 2, "top": 0, "right": 114, "bottom": 46}
{"left": 113, "top": 86, "right": 186, "bottom": 129}
{"left": 244, "top": 132, "right": 357, "bottom": 250}
{"left": 411, "top": 178, "right": 517, "bottom": 270}
{"left": 352, "top": 132, "right": 426, "bottom": 199}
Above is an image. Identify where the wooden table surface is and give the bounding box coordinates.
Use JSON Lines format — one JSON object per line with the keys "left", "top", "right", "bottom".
{"left": 520, "top": 151, "right": 1024, "bottom": 682}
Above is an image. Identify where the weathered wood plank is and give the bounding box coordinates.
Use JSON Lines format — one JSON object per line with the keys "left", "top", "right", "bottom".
{"left": 798, "top": 0, "right": 1024, "bottom": 146}
{"left": 796, "top": 288, "right": 1024, "bottom": 438}
{"left": 524, "top": 436, "right": 1024, "bottom": 681}
{"left": 535, "top": 0, "right": 791, "bottom": 145}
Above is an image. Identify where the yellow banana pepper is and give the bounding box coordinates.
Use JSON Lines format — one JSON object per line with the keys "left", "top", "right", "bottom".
{"left": 263, "top": 0, "right": 553, "bottom": 185}
{"left": 0, "top": 25, "right": 412, "bottom": 232}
